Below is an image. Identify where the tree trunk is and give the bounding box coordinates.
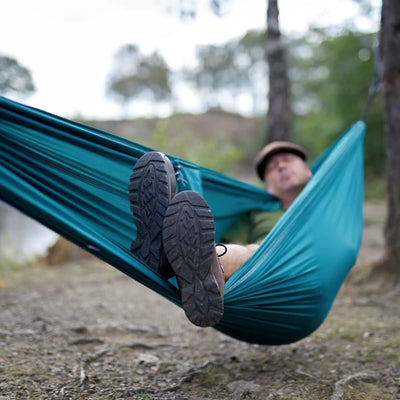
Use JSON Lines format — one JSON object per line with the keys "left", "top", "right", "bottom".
{"left": 265, "top": 0, "right": 292, "bottom": 142}
{"left": 381, "top": 0, "right": 400, "bottom": 279}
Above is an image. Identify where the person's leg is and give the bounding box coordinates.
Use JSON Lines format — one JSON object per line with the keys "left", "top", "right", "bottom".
{"left": 219, "top": 243, "right": 260, "bottom": 281}
{"left": 129, "top": 153, "right": 224, "bottom": 328}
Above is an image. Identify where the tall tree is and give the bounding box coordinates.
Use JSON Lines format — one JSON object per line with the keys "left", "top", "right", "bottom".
{"left": 265, "top": 0, "right": 292, "bottom": 142}
{"left": 161, "top": 0, "right": 292, "bottom": 139}
{"left": 0, "top": 55, "right": 35, "bottom": 97}
{"left": 380, "top": 0, "right": 400, "bottom": 279}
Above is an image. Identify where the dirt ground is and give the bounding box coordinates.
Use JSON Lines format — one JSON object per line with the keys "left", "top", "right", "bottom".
{"left": 1, "top": 201, "right": 399, "bottom": 400}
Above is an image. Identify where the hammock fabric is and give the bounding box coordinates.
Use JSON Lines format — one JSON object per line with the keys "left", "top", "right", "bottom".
{"left": 0, "top": 96, "right": 365, "bottom": 345}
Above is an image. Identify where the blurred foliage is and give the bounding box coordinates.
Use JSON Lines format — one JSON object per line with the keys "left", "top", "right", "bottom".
{"left": 0, "top": 259, "right": 22, "bottom": 277}
{"left": 96, "top": 26, "right": 384, "bottom": 188}
{"left": 183, "top": 43, "right": 237, "bottom": 108}
{"left": 143, "top": 118, "right": 244, "bottom": 175}
{"left": 182, "top": 30, "right": 266, "bottom": 113}
{"left": 106, "top": 44, "right": 171, "bottom": 109}
{"left": 0, "top": 54, "right": 35, "bottom": 97}
{"left": 85, "top": 109, "right": 255, "bottom": 177}
{"left": 157, "top": 0, "right": 233, "bottom": 20}
{"left": 179, "top": 27, "right": 384, "bottom": 179}
{"left": 289, "top": 29, "right": 384, "bottom": 180}
{"left": 364, "top": 176, "right": 386, "bottom": 200}
{"left": 0, "top": 257, "right": 36, "bottom": 279}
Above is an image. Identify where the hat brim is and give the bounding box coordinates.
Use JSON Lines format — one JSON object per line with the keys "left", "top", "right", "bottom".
{"left": 255, "top": 146, "right": 307, "bottom": 181}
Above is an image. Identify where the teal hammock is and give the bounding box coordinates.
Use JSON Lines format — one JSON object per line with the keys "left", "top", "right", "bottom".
{"left": 0, "top": 96, "right": 365, "bottom": 345}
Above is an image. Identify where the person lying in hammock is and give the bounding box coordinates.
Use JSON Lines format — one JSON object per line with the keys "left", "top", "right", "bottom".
{"left": 129, "top": 142, "right": 312, "bottom": 329}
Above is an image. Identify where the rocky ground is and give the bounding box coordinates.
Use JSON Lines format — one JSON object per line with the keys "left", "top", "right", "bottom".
{"left": 0, "top": 201, "right": 399, "bottom": 400}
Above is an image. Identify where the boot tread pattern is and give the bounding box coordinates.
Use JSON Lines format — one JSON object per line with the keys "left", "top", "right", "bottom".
{"left": 129, "top": 152, "right": 173, "bottom": 272}
{"left": 163, "top": 191, "right": 223, "bottom": 327}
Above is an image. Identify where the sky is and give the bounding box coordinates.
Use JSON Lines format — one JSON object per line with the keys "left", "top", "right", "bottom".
{"left": 1, "top": 0, "right": 381, "bottom": 119}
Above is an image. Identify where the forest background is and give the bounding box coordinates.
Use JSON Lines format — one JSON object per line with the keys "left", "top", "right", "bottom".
{"left": 86, "top": 25, "right": 384, "bottom": 195}
{"left": 1, "top": 4, "right": 383, "bottom": 189}
{"left": 0, "top": 0, "right": 384, "bottom": 266}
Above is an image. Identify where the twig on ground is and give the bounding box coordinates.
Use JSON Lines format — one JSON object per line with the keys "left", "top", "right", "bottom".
{"left": 160, "top": 360, "right": 214, "bottom": 392}
{"left": 265, "top": 385, "right": 294, "bottom": 399}
{"left": 330, "top": 372, "right": 379, "bottom": 400}
{"left": 104, "top": 360, "right": 215, "bottom": 396}
{"left": 79, "top": 358, "right": 87, "bottom": 387}
{"left": 294, "top": 368, "right": 323, "bottom": 381}
{"left": 79, "top": 346, "right": 110, "bottom": 387}
{"left": 119, "top": 342, "right": 155, "bottom": 350}
{"left": 70, "top": 337, "right": 104, "bottom": 345}
{"left": 58, "top": 386, "right": 66, "bottom": 400}
{"left": 283, "top": 367, "right": 329, "bottom": 383}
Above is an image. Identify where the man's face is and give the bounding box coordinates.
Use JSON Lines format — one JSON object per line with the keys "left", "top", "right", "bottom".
{"left": 263, "top": 152, "right": 312, "bottom": 199}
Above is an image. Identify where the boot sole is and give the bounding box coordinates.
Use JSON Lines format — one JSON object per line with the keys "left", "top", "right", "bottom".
{"left": 163, "top": 191, "right": 223, "bottom": 327}
{"left": 129, "top": 151, "right": 176, "bottom": 276}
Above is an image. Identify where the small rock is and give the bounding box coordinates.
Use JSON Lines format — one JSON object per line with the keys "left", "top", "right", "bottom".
{"left": 70, "top": 325, "right": 89, "bottom": 334}
{"left": 136, "top": 353, "right": 160, "bottom": 366}
{"left": 227, "top": 380, "right": 262, "bottom": 400}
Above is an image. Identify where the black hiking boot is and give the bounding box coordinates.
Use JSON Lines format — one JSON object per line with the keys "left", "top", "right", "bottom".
{"left": 129, "top": 151, "right": 176, "bottom": 279}
{"left": 162, "top": 190, "right": 225, "bottom": 327}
